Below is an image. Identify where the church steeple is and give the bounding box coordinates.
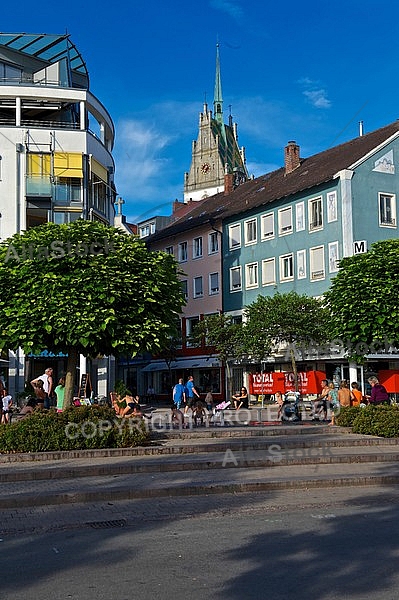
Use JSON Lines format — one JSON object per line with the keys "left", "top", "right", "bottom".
{"left": 183, "top": 44, "right": 248, "bottom": 203}
{"left": 213, "top": 43, "right": 223, "bottom": 125}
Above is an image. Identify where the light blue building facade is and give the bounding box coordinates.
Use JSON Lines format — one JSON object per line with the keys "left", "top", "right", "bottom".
{"left": 221, "top": 124, "right": 399, "bottom": 387}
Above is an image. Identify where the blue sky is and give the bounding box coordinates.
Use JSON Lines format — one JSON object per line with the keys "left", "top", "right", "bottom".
{"left": 3, "top": 1, "right": 399, "bottom": 222}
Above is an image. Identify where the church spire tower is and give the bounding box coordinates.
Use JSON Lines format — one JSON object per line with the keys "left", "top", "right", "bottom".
{"left": 213, "top": 43, "right": 223, "bottom": 125}
{"left": 183, "top": 44, "right": 248, "bottom": 203}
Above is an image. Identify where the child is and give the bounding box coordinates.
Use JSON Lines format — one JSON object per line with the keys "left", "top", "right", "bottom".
{"left": 171, "top": 406, "right": 185, "bottom": 429}
{"left": 1, "top": 389, "right": 13, "bottom": 424}
{"left": 192, "top": 401, "right": 206, "bottom": 427}
{"left": 55, "top": 377, "right": 65, "bottom": 413}
{"left": 32, "top": 378, "right": 46, "bottom": 409}
{"left": 204, "top": 389, "right": 214, "bottom": 412}
{"left": 350, "top": 382, "right": 363, "bottom": 407}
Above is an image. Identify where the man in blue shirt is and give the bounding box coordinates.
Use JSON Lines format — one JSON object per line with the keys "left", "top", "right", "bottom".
{"left": 184, "top": 375, "right": 201, "bottom": 414}
{"left": 173, "top": 378, "right": 186, "bottom": 409}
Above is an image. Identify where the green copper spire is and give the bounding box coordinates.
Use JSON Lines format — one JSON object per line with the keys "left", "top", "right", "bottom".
{"left": 213, "top": 43, "right": 223, "bottom": 125}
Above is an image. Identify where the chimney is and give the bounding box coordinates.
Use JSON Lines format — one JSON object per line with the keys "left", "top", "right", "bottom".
{"left": 224, "top": 171, "right": 234, "bottom": 195}
{"left": 285, "top": 141, "right": 300, "bottom": 174}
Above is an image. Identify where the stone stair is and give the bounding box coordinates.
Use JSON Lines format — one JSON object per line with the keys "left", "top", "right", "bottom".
{"left": 1, "top": 424, "right": 399, "bottom": 509}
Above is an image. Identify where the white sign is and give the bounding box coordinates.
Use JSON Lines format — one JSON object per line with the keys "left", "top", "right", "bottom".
{"left": 353, "top": 240, "right": 367, "bottom": 255}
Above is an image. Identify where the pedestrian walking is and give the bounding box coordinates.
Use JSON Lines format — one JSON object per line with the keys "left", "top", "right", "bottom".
{"left": 184, "top": 375, "right": 200, "bottom": 414}
{"left": 173, "top": 378, "right": 186, "bottom": 410}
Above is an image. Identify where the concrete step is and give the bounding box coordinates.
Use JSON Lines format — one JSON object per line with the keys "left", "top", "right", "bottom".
{"left": 2, "top": 458, "right": 399, "bottom": 509}
{"left": 1, "top": 425, "right": 399, "bottom": 509}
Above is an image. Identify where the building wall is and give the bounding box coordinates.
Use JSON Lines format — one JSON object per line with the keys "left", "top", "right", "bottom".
{"left": 351, "top": 140, "right": 399, "bottom": 246}
{"left": 222, "top": 179, "right": 343, "bottom": 313}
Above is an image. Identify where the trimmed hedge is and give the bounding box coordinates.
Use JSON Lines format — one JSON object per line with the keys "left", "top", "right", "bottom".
{"left": 336, "top": 404, "right": 399, "bottom": 438}
{"left": 0, "top": 406, "right": 149, "bottom": 453}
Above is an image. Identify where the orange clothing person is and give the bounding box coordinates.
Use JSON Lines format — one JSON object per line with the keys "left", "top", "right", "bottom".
{"left": 350, "top": 382, "right": 362, "bottom": 407}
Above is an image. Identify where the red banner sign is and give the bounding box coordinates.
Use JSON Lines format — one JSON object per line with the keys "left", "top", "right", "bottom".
{"left": 249, "top": 371, "right": 326, "bottom": 395}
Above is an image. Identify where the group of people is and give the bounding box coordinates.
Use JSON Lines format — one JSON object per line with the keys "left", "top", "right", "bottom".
{"left": 172, "top": 375, "right": 206, "bottom": 426}
{"left": 30, "top": 368, "right": 65, "bottom": 413}
{"left": 273, "top": 376, "right": 389, "bottom": 425}
{"left": 171, "top": 377, "right": 250, "bottom": 428}
{"left": 0, "top": 366, "right": 65, "bottom": 423}
{"left": 111, "top": 391, "right": 152, "bottom": 420}
{"left": 311, "top": 376, "right": 389, "bottom": 425}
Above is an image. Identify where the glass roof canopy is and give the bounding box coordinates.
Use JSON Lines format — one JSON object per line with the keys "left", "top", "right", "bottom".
{"left": 0, "top": 33, "right": 88, "bottom": 80}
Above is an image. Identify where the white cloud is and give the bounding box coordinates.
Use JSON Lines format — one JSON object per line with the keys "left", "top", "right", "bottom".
{"left": 303, "top": 89, "right": 331, "bottom": 109}
{"left": 298, "top": 77, "right": 331, "bottom": 109}
{"left": 113, "top": 101, "right": 199, "bottom": 221}
{"left": 210, "top": 0, "right": 243, "bottom": 20}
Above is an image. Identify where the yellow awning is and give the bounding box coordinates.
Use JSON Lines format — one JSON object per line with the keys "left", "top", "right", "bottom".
{"left": 27, "top": 153, "right": 51, "bottom": 176}
{"left": 53, "top": 152, "right": 83, "bottom": 178}
{"left": 90, "top": 157, "right": 108, "bottom": 183}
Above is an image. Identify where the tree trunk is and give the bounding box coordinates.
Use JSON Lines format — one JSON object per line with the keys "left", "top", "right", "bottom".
{"left": 290, "top": 346, "right": 299, "bottom": 392}
{"left": 64, "top": 346, "right": 79, "bottom": 408}
{"left": 225, "top": 360, "right": 234, "bottom": 403}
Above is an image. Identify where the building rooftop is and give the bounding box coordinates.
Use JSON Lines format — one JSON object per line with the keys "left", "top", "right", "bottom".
{"left": 147, "top": 120, "right": 399, "bottom": 243}
{"left": 0, "top": 32, "right": 88, "bottom": 87}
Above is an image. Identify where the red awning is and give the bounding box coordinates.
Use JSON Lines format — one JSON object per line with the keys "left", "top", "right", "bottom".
{"left": 379, "top": 370, "right": 399, "bottom": 393}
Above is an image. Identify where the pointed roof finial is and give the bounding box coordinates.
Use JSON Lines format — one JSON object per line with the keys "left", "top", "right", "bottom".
{"left": 214, "top": 42, "right": 223, "bottom": 124}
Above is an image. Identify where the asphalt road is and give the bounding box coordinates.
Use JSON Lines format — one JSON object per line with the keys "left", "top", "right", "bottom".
{"left": 2, "top": 485, "right": 399, "bottom": 600}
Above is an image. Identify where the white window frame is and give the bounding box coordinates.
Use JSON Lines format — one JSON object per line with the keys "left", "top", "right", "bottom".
{"left": 310, "top": 246, "right": 325, "bottom": 281}
{"left": 208, "top": 231, "right": 219, "bottom": 254}
{"left": 308, "top": 196, "right": 323, "bottom": 231}
{"left": 230, "top": 266, "right": 242, "bottom": 292}
{"left": 193, "top": 236, "right": 203, "bottom": 259}
{"left": 328, "top": 241, "right": 339, "bottom": 273}
{"left": 178, "top": 241, "right": 188, "bottom": 262}
{"left": 379, "top": 192, "right": 396, "bottom": 227}
{"left": 245, "top": 262, "right": 259, "bottom": 289}
{"left": 278, "top": 207, "right": 293, "bottom": 235}
{"left": 229, "top": 223, "right": 241, "bottom": 250}
{"left": 279, "top": 253, "right": 294, "bottom": 282}
{"left": 209, "top": 272, "right": 219, "bottom": 295}
{"left": 261, "top": 212, "right": 275, "bottom": 240}
{"left": 261, "top": 257, "right": 276, "bottom": 286}
{"left": 244, "top": 218, "right": 257, "bottom": 245}
{"left": 297, "top": 249, "right": 306, "bottom": 279}
{"left": 165, "top": 245, "right": 173, "bottom": 255}
{"left": 193, "top": 276, "right": 203, "bottom": 298}
{"left": 327, "top": 191, "right": 338, "bottom": 223}
{"left": 296, "top": 202, "right": 305, "bottom": 231}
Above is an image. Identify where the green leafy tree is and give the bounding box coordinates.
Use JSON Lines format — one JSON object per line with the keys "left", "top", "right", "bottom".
{"left": 0, "top": 220, "right": 185, "bottom": 406}
{"left": 324, "top": 239, "right": 399, "bottom": 361}
{"left": 244, "top": 292, "right": 329, "bottom": 390}
{"left": 193, "top": 314, "right": 246, "bottom": 399}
